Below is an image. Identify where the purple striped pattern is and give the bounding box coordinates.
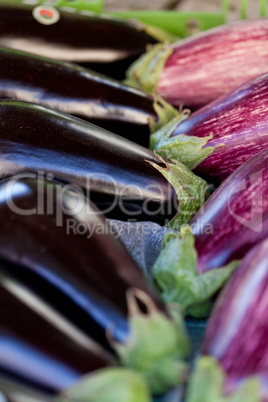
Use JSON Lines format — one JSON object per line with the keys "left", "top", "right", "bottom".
{"left": 172, "top": 72, "right": 268, "bottom": 183}
{"left": 191, "top": 148, "right": 268, "bottom": 273}
{"left": 157, "top": 19, "right": 268, "bottom": 109}
{"left": 202, "top": 239, "right": 268, "bottom": 398}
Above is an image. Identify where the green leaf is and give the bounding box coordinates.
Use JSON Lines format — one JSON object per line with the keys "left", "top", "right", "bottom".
{"left": 186, "top": 357, "right": 261, "bottom": 402}
{"left": 147, "top": 155, "right": 210, "bottom": 229}
{"left": 57, "top": 368, "right": 151, "bottom": 402}
{"left": 110, "top": 288, "right": 190, "bottom": 394}
{"left": 150, "top": 115, "right": 222, "bottom": 170}
{"left": 152, "top": 227, "right": 240, "bottom": 318}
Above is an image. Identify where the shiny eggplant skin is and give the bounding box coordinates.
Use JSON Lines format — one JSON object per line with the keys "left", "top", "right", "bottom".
{"left": 190, "top": 148, "right": 268, "bottom": 273}
{"left": 0, "top": 47, "right": 155, "bottom": 146}
{"left": 203, "top": 239, "right": 268, "bottom": 385}
{"left": 0, "top": 99, "right": 177, "bottom": 224}
{"left": 0, "top": 3, "right": 157, "bottom": 78}
{"left": 0, "top": 177, "right": 166, "bottom": 351}
{"left": 0, "top": 269, "right": 113, "bottom": 395}
{"left": 173, "top": 73, "right": 268, "bottom": 183}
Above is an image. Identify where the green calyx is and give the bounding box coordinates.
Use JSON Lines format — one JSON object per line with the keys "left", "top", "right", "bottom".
{"left": 186, "top": 356, "right": 261, "bottom": 402}
{"left": 149, "top": 97, "right": 184, "bottom": 134}
{"left": 152, "top": 227, "right": 240, "bottom": 318}
{"left": 125, "top": 43, "right": 172, "bottom": 94}
{"left": 57, "top": 368, "right": 151, "bottom": 402}
{"left": 110, "top": 288, "right": 190, "bottom": 394}
{"left": 147, "top": 154, "right": 210, "bottom": 229}
{"left": 150, "top": 114, "right": 222, "bottom": 170}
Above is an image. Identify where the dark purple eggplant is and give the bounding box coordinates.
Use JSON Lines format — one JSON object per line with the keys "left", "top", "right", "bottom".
{"left": 0, "top": 99, "right": 209, "bottom": 227}
{"left": 187, "top": 239, "right": 268, "bottom": 402}
{"left": 152, "top": 148, "right": 268, "bottom": 317}
{"left": 126, "top": 19, "right": 268, "bottom": 109}
{"left": 150, "top": 72, "right": 268, "bottom": 184}
{"left": 0, "top": 3, "right": 171, "bottom": 80}
{"left": 0, "top": 46, "right": 157, "bottom": 146}
{"left": 0, "top": 270, "right": 114, "bottom": 395}
{"left": 0, "top": 176, "right": 190, "bottom": 394}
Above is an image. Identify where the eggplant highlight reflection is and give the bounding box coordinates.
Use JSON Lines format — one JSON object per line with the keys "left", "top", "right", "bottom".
{"left": 0, "top": 46, "right": 157, "bottom": 146}
{"left": 0, "top": 99, "right": 209, "bottom": 227}
{"left": 0, "top": 176, "right": 190, "bottom": 394}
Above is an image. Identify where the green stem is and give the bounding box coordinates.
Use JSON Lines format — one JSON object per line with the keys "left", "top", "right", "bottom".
{"left": 124, "top": 43, "right": 172, "bottom": 94}
{"left": 186, "top": 356, "right": 260, "bottom": 402}
{"left": 57, "top": 368, "right": 151, "bottom": 402}
{"left": 152, "top": 227, "right": 240, "bottom": 318}
{"left": 149, "top": 97, "right": 186, "bottom": 134}
{"left": 108, "top": 288, "right": 191, "bottom": 394}
{"left": 147, "top": 154, "right": 210, "bottom": 229}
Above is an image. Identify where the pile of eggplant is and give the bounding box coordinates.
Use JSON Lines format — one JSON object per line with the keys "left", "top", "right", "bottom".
{"left": 1, "top": 1, "right": 268, "bottom": 401}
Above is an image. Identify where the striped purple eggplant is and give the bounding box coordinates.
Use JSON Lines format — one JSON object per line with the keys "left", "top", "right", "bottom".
{"left": 126, "top": 19, "right": 268, "bottom": 109}
{"left": 186, "top": 239, "right": 268, "bottom": 402}
{"left": 150, "top": 72, "right": 268, "bottom": 184}
{"left": 152, "top": 148, "right": 268, "bottom": 317}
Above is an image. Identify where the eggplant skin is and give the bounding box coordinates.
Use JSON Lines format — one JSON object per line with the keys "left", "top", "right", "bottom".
{"left": 173, "top": 72, "right": 268, "bottom": 183}
{"left": 190, "top": 148, "right": 268, "bottom": 273}
{"left": 0, "top": 176, "right": 167, "bottom": 350}
{"left": 0, "top": 99, "right": 177, "bottom": 225}
{"left": 0, "top": 3, "right": 156, "bottom": 64}
{"left": 202, "top": 238, "right": 268, "bottom": 396}
{"left": 0, "top": 270, "right": 113, "bottom": 394}
{"left": 158, "top": 19, "right": 268, "bottom": 109}
{"left": 0, "top": 47, "right": 155, "bottom": 146}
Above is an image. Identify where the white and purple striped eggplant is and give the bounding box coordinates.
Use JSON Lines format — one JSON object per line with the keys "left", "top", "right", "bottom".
{"left": 126, "top": 19, "right": 268, "bottom": 109}
{"left": 186, "top": 239, "right": 268, "bottom": 402}
{"left": 150, "top": 72, "right": 268, "bottom": 184}
{"left": 152, "top": 148, "right": 268, "bottom": 317}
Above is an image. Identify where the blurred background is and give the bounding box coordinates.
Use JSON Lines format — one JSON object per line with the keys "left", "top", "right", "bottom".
{"left": 106, "top": 0, "right": 258, "bottom": 21}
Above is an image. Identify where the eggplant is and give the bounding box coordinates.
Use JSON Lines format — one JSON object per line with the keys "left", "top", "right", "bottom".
{"left": 0, "top": 270, "right": 152, "bottom": 402}
{"left": 126, "top": 19, "right": 268, "bottom": 109}
{"left": 0, "top": 176, "right": 191, "bottom": 394}
{"left": 152, "top": 148, "right": 268, "bottom": 317}
{"left": 151, "top": 72, "right": 268, "bottom": 184}
{"left": 0, "top": 47, "right": 158, "bottom": 146}
{"left": 0, "top": 99, "right": 209, "bottom": 227}
{"left": 0, "top": 3, "right": 171, "bottom": 80}
{"left": 0, "top": 270, "right": 114, "bottom": 394}
{"left": 186, "top": 239, "right": 268, "bottom": 402}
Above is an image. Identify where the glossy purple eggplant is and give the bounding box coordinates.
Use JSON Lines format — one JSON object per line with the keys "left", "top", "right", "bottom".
{"left": 0, "top": 3, "right": 159, "bottom": 72}
{"left": 0, "top": 270, "right": 113, "bottom": 395}
{"left": 126, "top": 19, "right": 268, "bottom": 109}
{"left": 0, "top": 46, "right": 156, "bottom": 146}
{"left": 0, "top": 99, "right": 209, "bottom": 227}
{"left": 0, "top": 176, "right": 190, "bottom": 394}
{"left": 152, "top": 148, "right": 268, "bottom": 318}
{"left": 150, "top": 72, "right": 268, "bottom": 184}
{"left": 186, "top": 239, "right": 268, "bottom": 402}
